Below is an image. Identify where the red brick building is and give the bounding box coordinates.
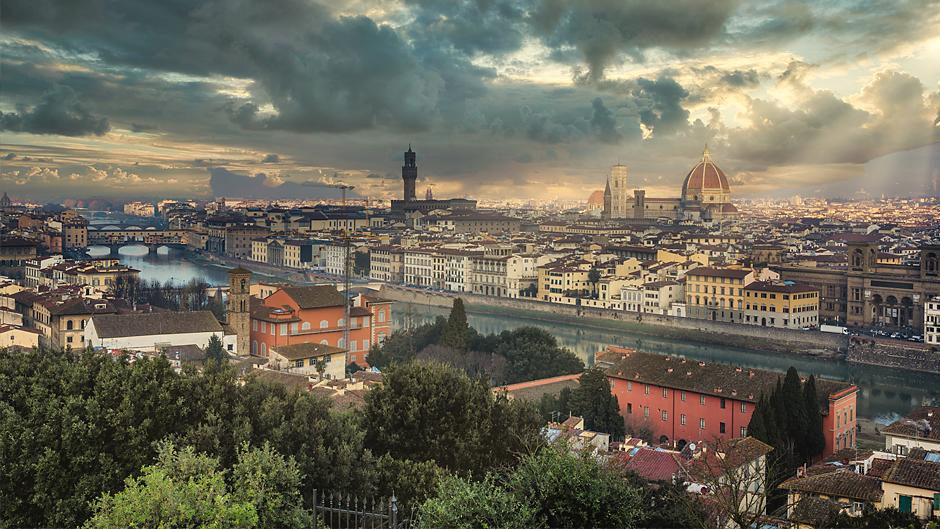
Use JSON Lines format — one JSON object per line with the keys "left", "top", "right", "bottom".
{"left": 599, "top": 346, "right": 857, "bottom": 457}
{"left": 249, "top": 285, "right": 392, "bottom": 367}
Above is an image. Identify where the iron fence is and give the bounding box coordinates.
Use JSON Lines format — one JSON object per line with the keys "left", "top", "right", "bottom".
{"left": 312, "top": 489, "right": 417, "bottom": 529}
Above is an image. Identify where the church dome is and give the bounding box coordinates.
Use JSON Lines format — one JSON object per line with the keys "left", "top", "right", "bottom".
{"left": 681, "top": 148, "right": 730, "bottom": 202}
{"left": 587, "top": 190, "right": 605, "bottom": 209}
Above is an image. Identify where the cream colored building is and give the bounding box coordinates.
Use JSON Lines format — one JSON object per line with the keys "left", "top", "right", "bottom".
{"left": 268, "top": 342, "right": 346, "bottom": 379}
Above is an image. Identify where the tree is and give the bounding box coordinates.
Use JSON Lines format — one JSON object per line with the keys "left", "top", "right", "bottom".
{"left": 83, "top": 443, "right": 259, "bottom": 529}
{"left": 588, "top": 267, "right": 601, "bottom": 299}
{"left": 782, "top": 367, "right": 808, "bottom": 456}
{"left": 440, "top": 298, "right": 470, "bottom": 350}
{"left": 419, "top": 475, "right": 535, "bottom": 529}
{"left": 205, "top": 334, "right": 227, "bottom": 365}
{"left": 570, "top": 368, "right": 625, "bottom": 438}
{"left": 802, "top": 375, "right": 826, "bottom": 460}
{"left": 230, "top": 442, "right": 311, "bottom": 529}
{"left": 495, "top": 327, "right": 584, "bottom": 384}
{"left": 508, "top": 447, "right": 643, "bottom": 529}
{"left": 353, "top": 251, "right": 370, "bottom": 277}
{"left": 362, "top": 361, "right": 542, "bottom": 475}
{"left": 825, "top": 506, "right": 927, "bottom": 529}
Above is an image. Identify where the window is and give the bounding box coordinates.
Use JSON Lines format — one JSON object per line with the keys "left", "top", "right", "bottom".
{"left": 662, "top": 388, "right": 668, "bottom": 398}
{"left": 680, "top": 414, "right": 687, "bottom": 425}
{"left": 301, "top": 321, "right": 311, "bottom": 331}
{"left": 363, "top": 339, "right": 370, "bottom": 351}
{"left": 320, "top": 339, "right": 328, "bottom": 345}
{"left": 279, "top": 324, "right": 287, "bottom": 336}
{"left": 378, "top": 310, "right": 385, "bottom": 323}
{"left": 269, "top": 324, "right": 275, "bottom": 336}
{"left": 66, "top": 319, "right": 74, "bottom": 330}
{"left": 627, "top": 403, "right": 633, "bottom": 414}
{"left": 700, "top": 394, "right": 705, "bottom": 405}
{"left": 644, "top": 406, "right": 649, "bottom": 418}
{"left": 338, "top": 318, "right": 345, "bottom": 327}
{"left": 740, "top": 426, "right": 747, "bottom": 437}
{"left": 699, "top": 418, "right": 705, "bottom": 429}
{"left": 337, "top": 338, "right": 345, "bottom": 348}
{"left": 719, "top": 422, "right": 726, "bottom": 434}
{"left": 681, "top": 391, "right": 687, "bottom": 402}
{"left": 720, "top": 398, "right": 726, "bottom": 409}
{"left": 627, "top": 381, "right": 633, "bottom": 391}
{"left": 320, "top": 320, "right": 328, "bottom": 329}
{"left": 661, "top": 410, "right": 668, "bottom": 421}
{"left": 291, "top": 322, "right": 298, "bottom": 334}
{"left": 350, "top": 340, "right": 357, "bottom": 352}
{"left": 252, "top": 320, "right": 258, "bottom": 331}
{"left": 741, "top": 402, "right": 747, "bottom": 413}
{"left": 645, "top": 385, "right": 650, "bottom": 395}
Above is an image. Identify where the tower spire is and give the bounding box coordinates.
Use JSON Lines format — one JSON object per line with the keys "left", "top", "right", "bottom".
{"left": 703, "top": 144, "right": 711, "bottom": 161}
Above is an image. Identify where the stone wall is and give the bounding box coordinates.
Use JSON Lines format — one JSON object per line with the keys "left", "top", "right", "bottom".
{"left": 379, "top": 285, "right": 848, "bottom": 356}
{"left": 847, "top": 337, "right": 940, "bottom": 374}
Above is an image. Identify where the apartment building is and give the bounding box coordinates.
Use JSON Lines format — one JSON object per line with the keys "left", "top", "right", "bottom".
{"left": 925, "top": 296, "right": 940, "bottom": 345}
{"left": 684, "top": 267, "right": 755, "bottom": 323}
{"left": 642, "top": 280, "right": 684, "bottom": 314}
{"left": 743, "top": 281, "right": 820, "bottom": 329}
{"left": 471, "top": 254, "right": 509, "bottom": 297}
{"left": 403, "top": 249, "right": 434, "bottom": 287}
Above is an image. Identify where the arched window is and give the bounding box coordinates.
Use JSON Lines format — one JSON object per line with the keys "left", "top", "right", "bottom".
{"left": 320, "top": 339, "right": 328, "bottom": 345}
{"left": 320, "top": 320, "right": 328, "bottom": 329}
{"left": 337, "top": 318, "right": 345, "bottom": 328}
{"left": 66, "top": 320, "right": 74, "bottom": 330}
{"left": 260, "top": 343, "right": 267, "bottom": 357}
{"left": 251, "top": 341, "right": 257, "bottom": 355}
{"left": 301, "top": 322, "right": 311, "bottom": 331}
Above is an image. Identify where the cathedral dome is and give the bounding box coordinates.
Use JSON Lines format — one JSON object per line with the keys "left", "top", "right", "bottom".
{"left": 681, "top": 148, "right": 730, "bottom": 202}
{"left": 587, "top": 190, "right": 605, "bottom": 209}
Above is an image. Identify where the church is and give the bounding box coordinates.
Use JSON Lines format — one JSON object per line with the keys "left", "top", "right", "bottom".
{"left": 602, "top": 148, "right": 738, "bottom": 222}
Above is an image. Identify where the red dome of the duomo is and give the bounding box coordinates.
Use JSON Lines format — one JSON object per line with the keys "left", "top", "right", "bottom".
{"left": 681, "top": 147, "right": 730, "bottom": 203}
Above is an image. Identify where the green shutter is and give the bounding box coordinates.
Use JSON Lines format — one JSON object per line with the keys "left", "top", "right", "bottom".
{"left": 899, "top": 495, "right": 912, "bottom": 513}
{"left": 933, "top": 493, "right": 939, "bottom": 511}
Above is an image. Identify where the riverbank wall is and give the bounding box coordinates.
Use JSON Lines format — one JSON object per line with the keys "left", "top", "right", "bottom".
{"left": 847, "top": 337, "right": 940, "bottom": 374}
{"left": 379, "top": 285, "right": 848, "bottom": 357}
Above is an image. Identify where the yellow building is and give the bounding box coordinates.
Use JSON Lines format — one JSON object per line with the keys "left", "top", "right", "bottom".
{"left": 743, "top": 281, "right": 820, "bottom": 329}
{"left": 879, "top": 458, "right": 940, "bottom": 520}
{"left": 684, "top": 267, "right": 754, "bottom": 323}
{"left": 0, "top": 325, "right": 40, "bottom": 349}
{"left": 537, "top": 262, "right": 592, "bottom": 302}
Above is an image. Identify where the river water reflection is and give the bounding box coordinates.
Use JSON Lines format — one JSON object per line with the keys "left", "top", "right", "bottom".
{"left": 97, "top": 245, "right": 939, "bottom": 424}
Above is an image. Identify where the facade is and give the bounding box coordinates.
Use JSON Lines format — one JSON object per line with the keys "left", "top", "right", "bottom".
{"left": 599, "top": 347, "right": 857, "bottom": 456}
{"left": 471, "top": 254, "right": 509, "bottom": 297}
{"left": 369, "top": 246, "right": 404, "bottom": 284}
{"left": 777, "top": 242, "right": 940, "bottom": 328}
{"left": 743, "top": 281, "right": 820, "bottom": 329}
{"left": 0, "top": 324, "right": 40, "bottom": 349}
{"left": 85, "top": 311, "right": 231, "bottom": 352}
{"left": 403, "top": 250, "right": 434, "bottom": 287}
{"left": 227, "top": 267, "right": 251, "bottom": 356}
{"left": 268, "top": 342, "right": 347, "bottom": 379}
{"left": 685, "top": 267, "right": 754, "bottom": 323}
{"left": 642, "top": 280, "right": 683, "bottom": 314}
{"left": 602, "top": 164, "right": 631, "bottom": 219}
{"left": 249, "top": 285, "right": 379, "bottom": 366}
{"left": 925, "top": 296, "right": 940, "bottom": 345}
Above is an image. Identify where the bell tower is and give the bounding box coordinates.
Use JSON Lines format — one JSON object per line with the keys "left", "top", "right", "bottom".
{"left": 227, "top": 267, "right": 251, "bottom": 356}
{"left": 402, "top": 145, "right": 417, "bottom": 201}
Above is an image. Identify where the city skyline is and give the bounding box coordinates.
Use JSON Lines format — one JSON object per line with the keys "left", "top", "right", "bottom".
{"left": 2, "top": 0, "right": 939, "bottom": 201}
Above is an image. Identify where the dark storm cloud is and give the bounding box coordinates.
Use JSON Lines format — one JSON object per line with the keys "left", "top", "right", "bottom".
{"left": 1, "top": 0, "right": 492, "bottom": 134}
{"left": 209, "top": 167, "right": 360, "bottom": 199}
{"left": 405, "top": 0, "right": 528, "bottom": 56}
{"left": 130, "top": 123, "right": 157, "bottom": 133}
{"left": 0, "top": 85, "right": 110, "bottom": 136}
{"left": 261, "top": 153, "right": 280, "bottom": 163}
{"left": 590, "top": 97, "right": 621, "bottom": 143}
{"left": 529, "top": 0, "right": 740, "bottom": 79}
{"left": 633, "top": 77, "right": 690, "bottom": 136}
{"left": 3, "top": 153, "right": 17, "bottom": 160}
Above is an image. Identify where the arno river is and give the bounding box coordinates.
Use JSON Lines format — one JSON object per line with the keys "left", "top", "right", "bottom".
{"left": 96, "top": 245, "right": 940, "bottom": 425}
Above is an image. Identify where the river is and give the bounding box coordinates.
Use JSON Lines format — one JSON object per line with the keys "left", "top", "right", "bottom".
{"left": 97, "top": 244, "right": 940, "bottom": 425}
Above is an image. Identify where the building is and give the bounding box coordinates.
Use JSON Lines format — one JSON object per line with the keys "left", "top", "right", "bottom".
{"left": 743, "top": 281, "right": 820, "bottom": 329}
{"left": 600, "top": 148, "right": 738, "bottom": 222}
{"left": 249, "top": 285, "right": 378, "bottom": 366}
{"left": 642, "top": 280, "right": 683, "bottom": 314}
{"left": 268, "top": 342, "right": 347, "bottom": 379}
{"left": 369, "top": 246, "right": 404, "bottom": 284}
{"left": 85, "top": 311, "right": 233, "bottom": 353}
{"left": 777, "top": 242, "right": 940, "bottom": 328}
{"left": 0, "top": 324, "right": 40, "bottom": 349}
{"left": 925, "top": 296, "right": 940, "bottom": 345}
{"left": 599, "top": 347, "right": 858, "bottom": 456}
{"left": 602, "top": 164, "right": 631, "bottom": 219}
{"left": 782, "top": 468, "right": 884, "bottom": 525}
{"left": 390, "top": 147, "right": 477, "bottom": 214}
{"left": 879, "top": 456, "right": 940, "bottom": 520}
{"left": 227, "top": 267, "right": 251, "bottom": 357}
{"left": 882, "top": 406, "right": 940, "bottom": 455}
{"left": 684, "top": 267, "right": 754, "bottom": 323}
{"left": 0, "top": 236, "right": 38, "bottom": 279}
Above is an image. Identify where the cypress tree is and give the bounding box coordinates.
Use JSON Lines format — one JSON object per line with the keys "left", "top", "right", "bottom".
{"left": 441, "top": 298, "right": 470, "bottom": 350}
{"left": 782, "top": 367, "right": 809, "bottom": 456}
{"left": 746, "top": 395, "right": 770, "bottom": 444}
{"left": 803, "top": 375, "right": 826, "bottom": 459}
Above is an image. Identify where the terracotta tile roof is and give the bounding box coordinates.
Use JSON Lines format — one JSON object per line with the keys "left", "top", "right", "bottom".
{"left": 687, "top": 266, "right": 751, "bottom": 279}
{"left": 882, "top": 406, "right": 940, "bottom": 441}
{"left": 621, "top": 448, "right": 683, "bottom": 482}
{"left": 789, "top": 495, "right": 841, "bottom": 526}
{"left": 280, "top": 285, "right": 345, "bottom": 309}
{"left": 780, "top": 469, "right": 882, "bottom": 502}
{"left": 881, "top": 458, "right": 940, "bottom": 491}
{"left": 272, "top": 342, "right": 346, "bottom": 361}
{"left": 91, "top": 310, "right": 222, "bottom": 338}
{"left": 866, "top": 458, "right": 894, "bottom": 479}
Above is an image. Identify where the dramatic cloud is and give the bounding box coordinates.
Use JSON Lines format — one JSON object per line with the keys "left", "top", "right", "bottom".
{"left": 0, "top": 85, "right": 109, "bottom": 136}
{"left": 209, "top": 167, "right": 362, "bottom": 200}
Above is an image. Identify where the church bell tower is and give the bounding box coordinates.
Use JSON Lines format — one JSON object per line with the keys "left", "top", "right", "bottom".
{"left": 227, "top": 267, "right": 251, "bottom": 356}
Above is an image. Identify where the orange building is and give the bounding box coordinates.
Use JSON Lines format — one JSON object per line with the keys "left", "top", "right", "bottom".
{"left": 249, "top": 285, "right": 392, "bottom": 367}
{"left": 598, "top": 346, "right": 857, "bottom": 457}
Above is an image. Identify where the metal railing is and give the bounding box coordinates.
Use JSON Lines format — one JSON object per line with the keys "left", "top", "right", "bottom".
{"left": 312, "top": 489, "right": 416, "bottom": 529}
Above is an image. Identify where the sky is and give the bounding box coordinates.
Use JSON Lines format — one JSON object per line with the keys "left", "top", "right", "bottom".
{"left": 1, "top": 0, "right": 939, "bottom": 202}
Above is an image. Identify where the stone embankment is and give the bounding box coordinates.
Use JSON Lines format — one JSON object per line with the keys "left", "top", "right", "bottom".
{"left": 847, "top": 337, "right": 940, "bottom": 374}
{"left": 379, "top": 285, "right": 848, "bottom": 358}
